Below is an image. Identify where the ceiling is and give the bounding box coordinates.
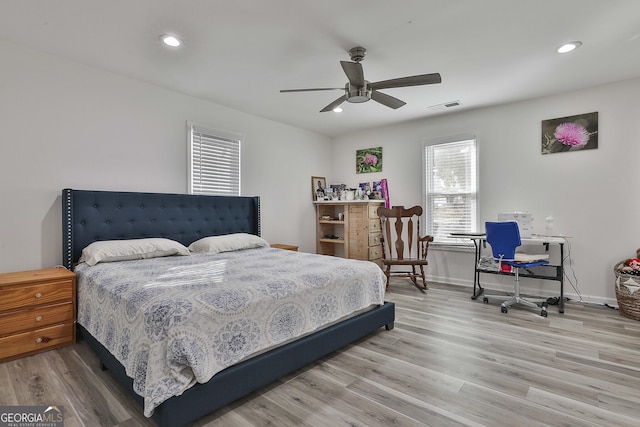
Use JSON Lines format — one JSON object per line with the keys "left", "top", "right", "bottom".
{"left": 2, "top": 0, "right": 640, "bottom": 137}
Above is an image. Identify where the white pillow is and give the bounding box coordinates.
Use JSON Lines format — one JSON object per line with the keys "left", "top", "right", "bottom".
{"left": 188, "top": 233, "right": 270, "bottom": 254}
{"left": 79, "top": 238, "right": 190, "bottom": 266}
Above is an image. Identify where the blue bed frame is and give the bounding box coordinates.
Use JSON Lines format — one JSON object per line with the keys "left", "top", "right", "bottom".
{"left": 62, "top": 189, "right": 395, "bottom": 427}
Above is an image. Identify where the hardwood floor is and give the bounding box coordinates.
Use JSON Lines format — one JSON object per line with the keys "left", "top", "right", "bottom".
{"left": 2, "top": 279, "right": 640, "bottom": 426}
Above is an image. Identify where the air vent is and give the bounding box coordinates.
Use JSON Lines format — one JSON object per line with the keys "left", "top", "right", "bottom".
{"left": 428, "top": 100, "right": 461, "bottom": 111}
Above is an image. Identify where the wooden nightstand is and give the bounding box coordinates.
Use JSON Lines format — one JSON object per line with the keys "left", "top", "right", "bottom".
{"left": 271, "top": 244, "right": 299, "bottom": 251}
{"left": 0, "top": 267, "right": 76, "bottom": 363}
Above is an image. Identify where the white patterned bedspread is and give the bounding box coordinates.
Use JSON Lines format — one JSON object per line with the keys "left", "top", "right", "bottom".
{"left": 75, "top": 247, "right": 385, "bottom": 416}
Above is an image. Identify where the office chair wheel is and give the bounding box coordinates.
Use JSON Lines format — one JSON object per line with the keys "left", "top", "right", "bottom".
{"left": 540, "top": 302, "right": 548, "bottom": 317}
{"left": 483, "top": 297, "right": 488, "bottom": 304}
{"left": 501, "top": 306, "right": 508, "bottom": 313}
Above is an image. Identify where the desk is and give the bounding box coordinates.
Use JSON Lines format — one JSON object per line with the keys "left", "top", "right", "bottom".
{"left": 451, "top": 233, "right": 565, "bottom": 313}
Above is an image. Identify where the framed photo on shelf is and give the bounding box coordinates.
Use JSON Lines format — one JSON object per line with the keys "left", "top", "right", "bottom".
{"left": 311, "top": 176, "right": 326, "bottom": 201}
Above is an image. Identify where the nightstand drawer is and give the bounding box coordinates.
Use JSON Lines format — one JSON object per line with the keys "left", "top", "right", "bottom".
{"left": 0, "top": 322, "right": 74, "bottom": 362}
{"left": 368, "top": 205, "right": 380, "bottom": 218}
{"left": 369, "top": 219, "right": 381, "bottom": 233}
{"left": 0, "top": 279, "right": 74, "bottom": 311}
{"left": 0, "top": 302, "right": 74, "bottom": 336}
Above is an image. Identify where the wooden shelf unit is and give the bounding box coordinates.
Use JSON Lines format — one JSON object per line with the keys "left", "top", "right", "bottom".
{"left": 314, "top": 200, "right": 384, "bottom": 265}
{"left": 0, "top": 267, "right": 76, "bottom": 363}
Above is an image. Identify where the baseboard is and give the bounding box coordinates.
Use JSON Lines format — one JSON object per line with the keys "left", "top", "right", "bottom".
{"left": 425, "top": 274, "right": 617, "bottom": 307}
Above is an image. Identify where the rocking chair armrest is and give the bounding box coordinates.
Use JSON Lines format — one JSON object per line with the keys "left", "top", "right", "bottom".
{"left": 419, "top": 235, "right": 434, "bottom": 243}
{"left": 418, "top": 235, "right": 434, "bottom": 259}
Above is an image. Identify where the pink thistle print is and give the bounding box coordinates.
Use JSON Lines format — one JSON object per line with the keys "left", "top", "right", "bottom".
{"left": 554, "top": 122, "right": 590, "bottom": 147}
{"left": 364, "top": 153, "right": 378, "bottom": 166}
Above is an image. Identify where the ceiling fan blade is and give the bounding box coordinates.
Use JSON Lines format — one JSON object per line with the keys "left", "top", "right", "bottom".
{"left": 280, "top": 87, "right": 344, "bottom": 93}
{"left": 320, "top": 95, "right": 347, "bottom": 112}
{"left": 340, "top": 61, "right": 365, "bottom": 87}
{"left": 369, "top": 73, "right": 442, "bottom": 90}
{"left": 371, "top": 90, "right": 406, "bottom": 109}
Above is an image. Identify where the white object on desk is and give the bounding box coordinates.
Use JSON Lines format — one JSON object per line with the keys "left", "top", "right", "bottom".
{"left": 545, "top": 215, "right": 555, "bottom": 235}
{"left": 498, "top": 212, "right": 533, "bottom": 238}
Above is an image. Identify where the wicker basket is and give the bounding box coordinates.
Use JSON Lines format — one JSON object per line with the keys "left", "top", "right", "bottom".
{"left": 614, "top": 248, "right": 640, "bottom": 321}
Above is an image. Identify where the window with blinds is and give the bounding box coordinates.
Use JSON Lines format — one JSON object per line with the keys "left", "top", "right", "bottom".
{"left": 424, "top": 137, "right": 478, "bottom": 243}
{"left": 188, "top": 123, "right": 241, "bottom": 195}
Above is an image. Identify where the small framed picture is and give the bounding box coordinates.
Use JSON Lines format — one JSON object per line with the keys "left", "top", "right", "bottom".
{"left": 356, "top": 147, "right": 383, "bottom": 173}
{"left": 311, "top": 176, "right": 326, "bottom": 201}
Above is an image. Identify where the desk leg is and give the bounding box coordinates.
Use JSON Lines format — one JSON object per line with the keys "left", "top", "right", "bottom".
{"left": 559, "top": 243, "right": 565, "bottom": 313}
{"left": 471, "top": 239, "right": 484, "bottom": 300}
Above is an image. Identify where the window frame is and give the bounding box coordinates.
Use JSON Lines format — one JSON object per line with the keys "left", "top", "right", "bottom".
{"left": 422, "top": 134, "right": 479, "bottom": 245}
{"left": 187, "top": 121, "right": 241, "bottom": 196}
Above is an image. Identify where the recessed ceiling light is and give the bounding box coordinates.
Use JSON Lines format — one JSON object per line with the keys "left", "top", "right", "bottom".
{"left": 556, "top": 41, "right": 582, "bottom": 54}
{"left": 161, "top": 34, "right": 182, "bottom": 48}
{"left": 333, "top": 107, "right": 343, "bottom": 113}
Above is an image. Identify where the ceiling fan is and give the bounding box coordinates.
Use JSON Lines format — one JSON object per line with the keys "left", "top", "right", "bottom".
{"left": 280, "top": 46, "right": 442, "bottom": 112}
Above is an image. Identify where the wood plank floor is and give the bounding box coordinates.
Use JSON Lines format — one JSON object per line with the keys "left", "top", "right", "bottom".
{"left": 2, "top": 279, "right": 640, "bottom": 426}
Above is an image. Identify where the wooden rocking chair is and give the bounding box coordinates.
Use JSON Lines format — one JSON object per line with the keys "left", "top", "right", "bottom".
{"left": 377, "top": 205, "right": 434, "bottom": 292}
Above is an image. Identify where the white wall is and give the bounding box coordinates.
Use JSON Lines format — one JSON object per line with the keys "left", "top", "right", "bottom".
{"left": 2, "top": 39, "right": 638, "bottom": 304}
{"left": 0, "top": 41, "right": 331, "bottom": 272}
{"left": 331, "top": 77, "right": 640, "bottom": 304}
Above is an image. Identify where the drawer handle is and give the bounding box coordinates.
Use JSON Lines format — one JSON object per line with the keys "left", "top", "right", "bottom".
{"left": 35, "top": 337, "right": 43, "bottom": 344}
{"left": 35, "top": 316, "right": 43, "bottom": 322}
{"left": 35, "top": 292, "right": 42, "bottom": 298}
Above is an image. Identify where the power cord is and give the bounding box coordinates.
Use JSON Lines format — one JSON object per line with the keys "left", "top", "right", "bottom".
{"left": 561, "top": 236, "right": 583, "bottom": 302}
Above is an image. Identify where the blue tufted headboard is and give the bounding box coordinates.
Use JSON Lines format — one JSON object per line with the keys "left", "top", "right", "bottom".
{"left": 62, "top": 189, "right": 260, "bottom": 269}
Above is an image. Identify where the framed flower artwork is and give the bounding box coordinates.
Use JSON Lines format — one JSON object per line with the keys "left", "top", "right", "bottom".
{"left": 542, "top": 112, "right": 598, "bottom": 154}
{"left": 356, "top": 147, "right": 383, "bottom": 173}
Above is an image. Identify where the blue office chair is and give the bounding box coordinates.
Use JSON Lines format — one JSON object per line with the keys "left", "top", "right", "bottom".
{"left": 483, "top": 221, "right": 550, "bottom": 317}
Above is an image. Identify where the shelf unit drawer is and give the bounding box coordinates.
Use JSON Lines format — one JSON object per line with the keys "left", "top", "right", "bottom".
{"left": 369, "top": 245, "right": 382, "bottom": 260}
{"left": 0, "top": 301, "right": 74, "bottom": 336}
{"left": 368, "top": 204, "right": 380, "bottom": 218}
{"left": 0, "top": 279, "right": 74, "bottom": 311}
{"left": 369, "top": 232, "right": 382, "bottom": 247}
{"left": 0, "top": 322, "right": 75, "bottom": 361}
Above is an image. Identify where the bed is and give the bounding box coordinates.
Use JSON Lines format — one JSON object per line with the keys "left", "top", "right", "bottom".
{"left": 62, "top": 188, "right": 395, "bottom": 427}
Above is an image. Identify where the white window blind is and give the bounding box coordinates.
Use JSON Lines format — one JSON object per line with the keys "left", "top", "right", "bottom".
{"left": 424, "top": 138, "right": 478, "bottom": 243}
{"left": 188, "top": 124, "right": 241, "bottom": 195}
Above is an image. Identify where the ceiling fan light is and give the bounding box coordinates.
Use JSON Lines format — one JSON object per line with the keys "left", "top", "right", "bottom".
{"left": 161, "top": 34, "right": 182, "bottom": 48}
{"left": 346, "top": 83, "right": 371, "bottom": 103}
{"left": 333, "top": 107, "right": 343, "bottom": 113}
{"left": 556, "top": 41, "right": 582, "bottom": 54}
